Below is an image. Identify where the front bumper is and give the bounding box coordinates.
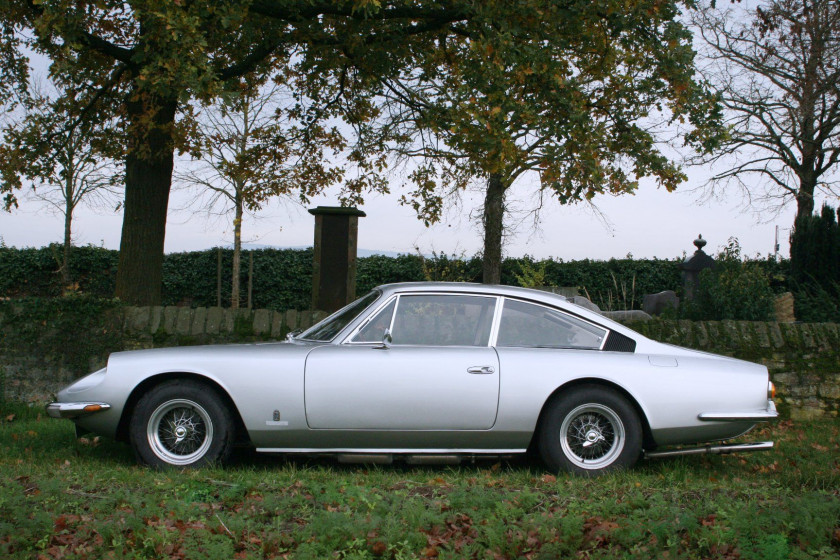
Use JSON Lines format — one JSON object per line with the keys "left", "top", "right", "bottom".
{"left": 46, "top": 402, "right": 111, "bottom": 419}
{"left": 697, "top": 399, "right": 778, "bottom": 422}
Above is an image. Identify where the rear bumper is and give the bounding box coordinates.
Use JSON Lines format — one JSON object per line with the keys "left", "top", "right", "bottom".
{"left": 46, "top": 402, "right": 111, "bottom": 419}
{"left": 697, "top": 400, "right": 778, "bottom": 422}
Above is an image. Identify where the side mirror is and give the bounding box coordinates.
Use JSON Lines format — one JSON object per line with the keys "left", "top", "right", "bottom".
{"left": 374, "top": 328, "right": 392, "bottom": 350}
{"left": 286, "top": 329, "right": 301, "bottom": 342}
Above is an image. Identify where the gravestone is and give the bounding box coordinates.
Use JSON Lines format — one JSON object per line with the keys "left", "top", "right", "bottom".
{"left": 681, "top": 234, "right": 714, "bottom": 301}
{"left": 642, "top": 290, "right": 679, "bottom": 316}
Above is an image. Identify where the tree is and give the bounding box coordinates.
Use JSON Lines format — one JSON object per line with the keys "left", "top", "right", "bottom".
{"left": 374, "top": 0, "right": 722, "bottom": 283}
{"left": 0, "top": 1, "right": 495, "bottom": 305}
{"left": 789, "top": 203, "right": 840, "bottom": 321}
{"left": 176, "top": 77, "right": 343, "bottom": 308}
{"left": 692, "top": 0, "right": 840, "bottom": 222}
{"left": 0, "top": 83, "right": 120, "bottom": 284}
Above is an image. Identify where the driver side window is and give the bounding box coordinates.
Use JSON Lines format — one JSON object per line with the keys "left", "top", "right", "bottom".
{"left": 351, "top": 294, "right": 497, "bottom": 346}
{"left": 393, "top": 294, "right": 496, "bottom": 346}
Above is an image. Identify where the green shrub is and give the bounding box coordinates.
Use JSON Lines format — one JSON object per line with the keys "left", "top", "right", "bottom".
{"left": 790, "top": 204, "right": 840, "bottom": 322}
{"left": 684, "top": 238, "right": 775, "bottom": 321}
{"left": 513, "top": 256, "right": 548, "bottom": 288}
{"left": 792, "top": 281, "right": 840, "bottom": 323}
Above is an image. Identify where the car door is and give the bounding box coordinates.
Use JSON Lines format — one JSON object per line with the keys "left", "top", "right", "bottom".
{"left": 304, "top": 293, "right": 500, "bottom": 430}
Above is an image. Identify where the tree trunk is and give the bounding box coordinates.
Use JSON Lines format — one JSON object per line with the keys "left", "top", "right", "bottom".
{"left": 482, "top": 172, "right": 507, "bottom": 284}
{"left": 62, "top": 184, "right": 72, "bottom": 286}
{"left": 231, "top": 194, "right": 243, "bottom": 309}
{"left": 114, "top": 95, "right": 178, "bottom": 305}
{"left": 795, "top": 176, "right": 816, "bottom": 221}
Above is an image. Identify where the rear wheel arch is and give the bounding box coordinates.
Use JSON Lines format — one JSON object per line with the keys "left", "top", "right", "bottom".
{"left": 116, "top": 372, "right": 249, "bottom": 446}
{"left": 530, "top": 378, "right": 655, "bottom": 453}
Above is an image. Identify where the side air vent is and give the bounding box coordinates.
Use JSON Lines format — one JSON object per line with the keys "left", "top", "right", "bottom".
{"left": 603, "top": 331, "right": 636, "bottom": 353}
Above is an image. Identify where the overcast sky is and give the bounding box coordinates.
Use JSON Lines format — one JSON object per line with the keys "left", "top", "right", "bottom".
{"left": 0, "top": 162, "right": 803, "bottom": 261}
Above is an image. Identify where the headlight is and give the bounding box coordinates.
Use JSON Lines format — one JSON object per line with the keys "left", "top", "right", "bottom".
{"left": 66, "top": 368, "right": 107, "bottom": 394}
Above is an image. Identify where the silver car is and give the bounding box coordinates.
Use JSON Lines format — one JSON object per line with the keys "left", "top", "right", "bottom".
{"left": 47, "top": 282, "right": 778, "bottom": 474}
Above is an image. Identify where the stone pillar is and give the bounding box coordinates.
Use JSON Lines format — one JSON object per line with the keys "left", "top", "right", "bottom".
{"left": 680, "top": 234, "right": 715, "bottom": 301}
{"left": 309, "top": 206, "right": 366, "bottom": 313}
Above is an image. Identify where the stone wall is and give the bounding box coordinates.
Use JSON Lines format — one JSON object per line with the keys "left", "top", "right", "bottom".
{"left": 1, "top": 305, "right": 837, "bottom": 420}
{"left": 0, "top": 306, "right": 328, "bottom": 403}
{"left": 121, "top": 305, "right": 329, "bottom": 342}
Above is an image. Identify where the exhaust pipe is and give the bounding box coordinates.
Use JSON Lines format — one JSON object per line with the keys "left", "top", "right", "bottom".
{"left": 644, "top": 441, "right": 773, "bottom": 459}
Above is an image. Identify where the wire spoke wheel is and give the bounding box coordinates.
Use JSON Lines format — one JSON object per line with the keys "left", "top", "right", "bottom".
{"left": 560, "top": 403, "right": 625, "bottom": 469}
{"left": 131, "top": 380, "right": 236, "bottom": 468}
{"left": 147, "top": 399, "right": 214, "bottom": 465}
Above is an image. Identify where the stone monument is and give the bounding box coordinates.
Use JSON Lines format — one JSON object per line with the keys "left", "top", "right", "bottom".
{"left": 680, "top": 234, "right": 714, "bottom": 301}
{"left": 309, "top": 206, "right": 366, "bottom": 313}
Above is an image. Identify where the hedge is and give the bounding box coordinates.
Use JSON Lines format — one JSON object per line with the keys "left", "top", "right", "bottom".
{"left": 0, "top": 245, "right": 789, "bottom": 311}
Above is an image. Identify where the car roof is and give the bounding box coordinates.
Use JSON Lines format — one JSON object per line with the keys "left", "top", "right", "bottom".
{"left": 375, "top": 280, "right": 621, "bottom": 324}
{"left": 369, "top": 282, "right": 652, "bottom": 348}
{"left": 376, "top": 281, "right": 568, "bottom": 303}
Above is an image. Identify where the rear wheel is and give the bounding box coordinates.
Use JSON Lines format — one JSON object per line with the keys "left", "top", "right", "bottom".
{"left": 130, "top": 380, "right": 235, "bottom": 468}
{"left": 539, "top": 385, "right": 642, "bottom": 475}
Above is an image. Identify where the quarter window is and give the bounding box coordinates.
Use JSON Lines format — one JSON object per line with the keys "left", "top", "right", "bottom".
{"left": 353, "top": 299, "right": 397, "bottom": 342}
{"left": 298, "top": 290, "right": 380, "bottom": 342}
{"left": 496, "top": 299, "right": 606, "bottom": 349}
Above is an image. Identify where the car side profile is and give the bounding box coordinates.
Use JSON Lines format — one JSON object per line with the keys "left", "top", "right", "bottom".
{"left": 48, "top": 282, "right": 778, "bottom": 474}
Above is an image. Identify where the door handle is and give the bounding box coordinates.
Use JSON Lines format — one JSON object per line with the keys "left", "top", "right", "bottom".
{"left": 467, "top": 366, "right": 495, "bottom": 374}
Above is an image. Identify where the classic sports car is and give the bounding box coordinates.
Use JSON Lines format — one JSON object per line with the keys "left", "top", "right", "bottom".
{"left": 47, "top": 282, "right": 778, "bottom": 474}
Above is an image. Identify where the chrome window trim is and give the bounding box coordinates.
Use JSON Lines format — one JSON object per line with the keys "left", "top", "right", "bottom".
{"left": 487, "top": 296, "right": 505, "bottom": 347}
{"left": 494, "top": 297, "right": 609, "bottom": 351}
{"left": 344, "top": 295, "right": 399, "bottom": 344}
{"left": 297, "top": 289, "right": 382, "bottom": 343}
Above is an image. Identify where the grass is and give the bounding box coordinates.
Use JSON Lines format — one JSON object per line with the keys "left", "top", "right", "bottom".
{"left": 0, "top": 402, "right": 838, "bottom": 559}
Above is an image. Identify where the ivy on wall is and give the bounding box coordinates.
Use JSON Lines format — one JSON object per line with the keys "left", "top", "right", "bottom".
{"left": 0, "top": 296, "right": 125, "bottom": 375}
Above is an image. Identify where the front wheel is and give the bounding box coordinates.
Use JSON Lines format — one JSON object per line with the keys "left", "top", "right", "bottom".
{"left": 130, "top": 380, "right": 235, "bottom": 468}
{"left": 539, "top": 385, "right": 642, "bottom": 475}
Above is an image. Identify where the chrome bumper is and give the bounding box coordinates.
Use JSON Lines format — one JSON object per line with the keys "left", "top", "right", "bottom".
{"left": 698, "top": 400, "right": 778, "bottom": 422}
{"left": 46, "top": 402, "right": 111, "bottom": 419}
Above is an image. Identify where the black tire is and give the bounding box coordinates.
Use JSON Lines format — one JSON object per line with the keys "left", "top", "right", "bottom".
{"left": 130, "top": 379, "right": 235, "bottom": 468}
{"left": 539, "top": 385, "right": 642, "bottom": 476}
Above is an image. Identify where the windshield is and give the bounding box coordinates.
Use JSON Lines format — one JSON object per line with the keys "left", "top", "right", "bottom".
{"left": 297, "top": 290, "right": 381, "bottom": 342}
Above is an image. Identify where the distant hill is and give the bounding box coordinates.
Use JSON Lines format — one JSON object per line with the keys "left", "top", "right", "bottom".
{"left": 230, "top": 243, "right": 405, "bottom": 258}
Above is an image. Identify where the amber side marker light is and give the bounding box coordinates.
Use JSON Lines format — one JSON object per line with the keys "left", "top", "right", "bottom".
{"left": 768, "top": 382, "right": 776, "bottom": 399}
{"left": 83, "top": 404, "right": 103, "bottom": 413}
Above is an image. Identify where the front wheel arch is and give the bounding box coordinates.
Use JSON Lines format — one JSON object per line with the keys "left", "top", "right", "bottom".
{"left": 529, "top": 379, "right": 655, "bottom": 454}
{"left": 116, "top": 372, "right": 249, "bottom": 446}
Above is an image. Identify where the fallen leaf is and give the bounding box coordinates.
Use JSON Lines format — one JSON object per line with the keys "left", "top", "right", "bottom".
{"left": 701, "top": 514, "right": 717, "bottom": 527}
{"left": 421, "top": 546, "right": 439, "bottom": 557}
{"left": 541, "top": 474, "right": 556, "bottom": 484}
{"left": 5, "top": 414, "right": 15, "bottom": 422}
